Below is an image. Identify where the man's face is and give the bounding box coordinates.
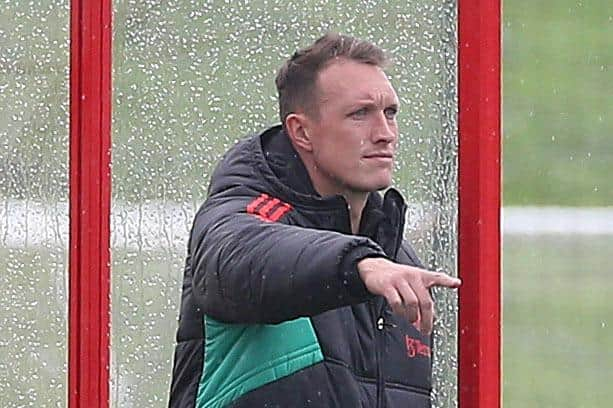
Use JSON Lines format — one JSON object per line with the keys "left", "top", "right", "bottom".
{"left": 304, "top": 59, "right": 399, "bottom": 195}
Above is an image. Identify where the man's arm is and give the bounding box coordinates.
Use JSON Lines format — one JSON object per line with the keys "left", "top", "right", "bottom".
{"left": 190, "top": 193, "right": 385, "bottom": 324}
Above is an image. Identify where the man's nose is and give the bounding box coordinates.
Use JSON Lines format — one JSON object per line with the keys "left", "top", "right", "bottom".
{"left": 371, "top": 111, "right": 397, "bottom": 143}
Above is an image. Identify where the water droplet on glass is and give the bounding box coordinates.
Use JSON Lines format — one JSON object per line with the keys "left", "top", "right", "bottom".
{"left": 103, "top": 1, "right": 461, "bottom": 406}
{"left": 1, "top": 1, "right": 71, "bottom": 405}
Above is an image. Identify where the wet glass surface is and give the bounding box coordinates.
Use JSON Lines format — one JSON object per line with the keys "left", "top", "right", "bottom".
{"left": 0, "top": 1, "right": 70, "bottom": 406}
{"left": 111, "top": 1, "right": 458, "bottom": 406}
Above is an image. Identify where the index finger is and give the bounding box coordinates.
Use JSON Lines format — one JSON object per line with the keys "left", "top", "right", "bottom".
{"left": 423, "top": 271, "right": 461, "bottom": 289}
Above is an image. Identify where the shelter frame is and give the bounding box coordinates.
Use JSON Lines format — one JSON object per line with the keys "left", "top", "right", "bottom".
{"left": 68, "top": 0, "right": 501, "bottom": 406}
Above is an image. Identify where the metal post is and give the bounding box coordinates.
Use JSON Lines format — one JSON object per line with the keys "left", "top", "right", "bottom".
{"left": 458, "top": 0, "right": 502, "bottom": 406}
{"left": 69, "top": 0, "right": 112, "bottom": 406}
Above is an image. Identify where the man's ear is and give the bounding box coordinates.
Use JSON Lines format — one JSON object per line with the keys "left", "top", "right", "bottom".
{"left": 285, "top": 113, "right": 313, "bottom": 153}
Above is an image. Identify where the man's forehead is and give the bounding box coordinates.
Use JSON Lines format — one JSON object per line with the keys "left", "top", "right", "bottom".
{"left": 316, "top": 61, "right": 397, "bottom": 104}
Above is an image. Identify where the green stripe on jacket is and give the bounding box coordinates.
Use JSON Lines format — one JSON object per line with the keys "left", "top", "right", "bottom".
{"left": 196, "top": 315, "right": 324, "bottom": 408}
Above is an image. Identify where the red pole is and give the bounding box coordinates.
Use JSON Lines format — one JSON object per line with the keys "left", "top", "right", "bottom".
{"left": 458, "top": 0, "right": 501, "bottom": 407}
{"left": 69, "top": 0, "right": 112, "bottom": 406}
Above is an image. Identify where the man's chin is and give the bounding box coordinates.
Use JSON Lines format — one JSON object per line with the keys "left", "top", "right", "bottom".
{"left": 361, "top": 180, "right": 393, "bottom": 193}
{"left": 375, "top": 183, "right": 393, "bottom": 192}
{"left": 343, "top": 174, "right": 393, "bottom": 194}
{"left": 374, "top": 176, "right": 394, "bottom": 191}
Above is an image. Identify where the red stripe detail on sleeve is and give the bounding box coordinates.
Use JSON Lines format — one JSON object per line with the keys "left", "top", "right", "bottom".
{"left": 246, "top": 193, "right": 292, "bottom": 222}
{"left": 268, "top": 202, "right": 292, "bottom": 222}
{"left": 246, "top": 193, "right": 270, "bottom": 214}
{"left": 258, "top": 198, "right": 280, "bottom": 218}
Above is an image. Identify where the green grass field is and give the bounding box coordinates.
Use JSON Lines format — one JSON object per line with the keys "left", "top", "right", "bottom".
{"left": 503, "top": 235, "right": 613, "bottom": 407}
{"left": 503, "top": 0, "right": 613, "bottom": 205}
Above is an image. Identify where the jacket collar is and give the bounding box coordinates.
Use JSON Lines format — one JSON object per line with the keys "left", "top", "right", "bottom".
{"left": 261, "top": 125, "right": 319, "bottom": 198}
{"left": 257, "top": 125, "right": 407, "bottom": 253}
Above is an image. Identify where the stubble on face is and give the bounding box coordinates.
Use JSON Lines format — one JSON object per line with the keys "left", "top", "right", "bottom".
{"left": 304, "top": 59, "right": 400, "bottom": 197}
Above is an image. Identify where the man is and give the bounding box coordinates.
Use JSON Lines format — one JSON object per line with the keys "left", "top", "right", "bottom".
{"left": 169, "top": 33, "right": 461, "bottom": 408}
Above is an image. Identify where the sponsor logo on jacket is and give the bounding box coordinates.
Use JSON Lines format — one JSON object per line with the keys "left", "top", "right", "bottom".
{"left": 405, "top": 335, "right": 431, "bottom": 358}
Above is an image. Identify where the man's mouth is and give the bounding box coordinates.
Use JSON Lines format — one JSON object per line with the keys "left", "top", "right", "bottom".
{"left": 363, "top": 152, "right": 394, "bottom": 160}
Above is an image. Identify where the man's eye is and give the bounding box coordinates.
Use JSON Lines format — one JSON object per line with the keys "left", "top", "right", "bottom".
{"left": 351, "top": 108, "right": 369, "bottom": 118}
{"left": 384, "top": 107, "right": 398, "bottom": 119}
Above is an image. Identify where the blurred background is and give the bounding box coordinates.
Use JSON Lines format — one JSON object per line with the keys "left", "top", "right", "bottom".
{"left": 0, "top": 0, "right": 611, "bottom": 407}
{"left": 502, "top": 1, "right": 612, "bottom": 406}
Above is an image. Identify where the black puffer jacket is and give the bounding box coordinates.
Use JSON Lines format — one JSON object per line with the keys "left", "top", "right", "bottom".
{"left": 169, "top": 125, "right": 432, "bottom": 408}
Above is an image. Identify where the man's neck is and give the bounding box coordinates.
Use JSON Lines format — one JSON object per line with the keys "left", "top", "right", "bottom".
{"left": 310, "top": 177, "right": 369, "bottom": 234}
{"left": 296, "top": 152, "right": 369, "bottom": 234}
{"left": 344, "top": 192, "right": 368, "bottom": 234}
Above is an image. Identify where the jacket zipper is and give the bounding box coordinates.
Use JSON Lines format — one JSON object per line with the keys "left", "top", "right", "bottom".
{"left": 373, "top": 203, "right": 405, "bottom": 408}
{"left": 372, "top": 301, "right": 387, "bottom": 408}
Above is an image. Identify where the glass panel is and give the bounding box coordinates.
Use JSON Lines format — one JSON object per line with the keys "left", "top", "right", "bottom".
{"left": 0, "top": 1, "right": 70, "bottom": 406}
{"left": 112, "top": 1, "right": 457, "bottom": 406}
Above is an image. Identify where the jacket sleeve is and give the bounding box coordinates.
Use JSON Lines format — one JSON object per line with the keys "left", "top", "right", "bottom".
{"left": 189, "top": 191, "right": 387, "bottom": 324}
{"left": 399, "top": 240, "right": 426, "bottom": 269}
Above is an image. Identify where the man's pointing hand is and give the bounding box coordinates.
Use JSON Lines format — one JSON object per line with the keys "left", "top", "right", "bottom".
{"left": 357, "top": 257, "right": 461, "bottom": 335}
